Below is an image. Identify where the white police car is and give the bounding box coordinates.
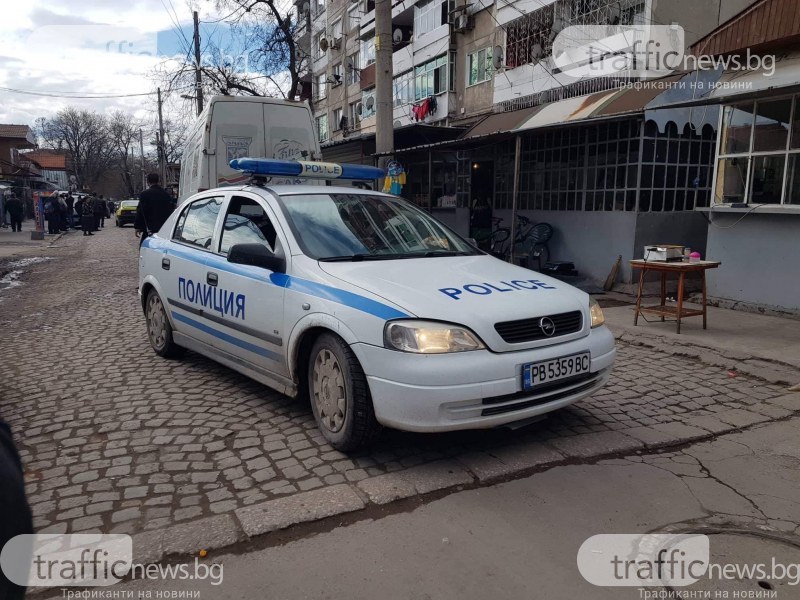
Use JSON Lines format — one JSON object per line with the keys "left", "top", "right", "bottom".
{"left": 139, "top": 158, "right": 616, "bottom": 450}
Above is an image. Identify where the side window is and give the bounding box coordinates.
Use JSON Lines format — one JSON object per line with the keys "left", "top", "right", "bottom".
{"left": 173, "top": 197, "right": 223, "bottom": 249}
{"left": 219, "top": 196, "right": 279, "bottom": 255}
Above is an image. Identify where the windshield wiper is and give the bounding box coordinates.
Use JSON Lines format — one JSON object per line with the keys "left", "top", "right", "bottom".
{"left": 319, "top": 250, "right": 476, "bottom": 262}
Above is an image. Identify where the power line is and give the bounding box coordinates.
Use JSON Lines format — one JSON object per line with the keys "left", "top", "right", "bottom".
{"left": 0, "top": 86, "right": 160, "bottom": 99}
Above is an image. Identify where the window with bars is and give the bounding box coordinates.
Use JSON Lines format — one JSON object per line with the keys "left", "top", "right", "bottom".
{"left": 639, "top": 120, "right": 715, "bottom": 212}
{"left": 714, "top": 96, "right": 800, "bottom": 206}
{"left": 504, "top": 0, "right": 646, "bottom": 70}
{"left": 492, "top": 119, "right": 714, "bottom": 212}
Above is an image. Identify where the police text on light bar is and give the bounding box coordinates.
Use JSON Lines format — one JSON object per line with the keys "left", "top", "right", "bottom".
{"left": 229, "top": 158, "right": 384, "bottom": 181}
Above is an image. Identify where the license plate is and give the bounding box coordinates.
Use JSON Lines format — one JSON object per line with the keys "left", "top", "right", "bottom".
{"left": 522, "top": 352, "right": 591, "bottom": 390}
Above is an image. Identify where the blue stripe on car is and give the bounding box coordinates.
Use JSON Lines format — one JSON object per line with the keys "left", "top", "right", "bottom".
{"left": 172, "top": 312, "right": 283, "bottom": 362}
{"left": 143, "top": 237, "right": 409, "bottom": 320}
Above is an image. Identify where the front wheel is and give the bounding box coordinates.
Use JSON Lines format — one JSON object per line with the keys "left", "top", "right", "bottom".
{"left": 145, "top": 289, "right": 183, "bottom": 358}
{"left": 308, "top": 333, "right": 381, "bottom": 451}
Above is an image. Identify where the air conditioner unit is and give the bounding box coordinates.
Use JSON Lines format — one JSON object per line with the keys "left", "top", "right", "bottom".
{"left": 453, "top": 12, "right": 472, "bottom": 33}
{"left": 329, "top": 37, "right": 341, "bottom": 50}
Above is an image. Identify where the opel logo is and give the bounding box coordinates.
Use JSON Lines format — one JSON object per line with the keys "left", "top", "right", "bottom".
{"left": 539, "top": 317, "right": 556, "bottom": 337}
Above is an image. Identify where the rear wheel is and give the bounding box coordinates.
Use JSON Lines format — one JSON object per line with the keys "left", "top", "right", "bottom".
{"left": 145, "top": 289, "right": 183, "bottom": 358}
{"left": 308, "top": 333, "right": 381, "bottom": 451}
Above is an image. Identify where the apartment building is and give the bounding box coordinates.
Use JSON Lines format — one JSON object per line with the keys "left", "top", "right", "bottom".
{"left": 302, "top": 0, "right": 759, "bottom": 284}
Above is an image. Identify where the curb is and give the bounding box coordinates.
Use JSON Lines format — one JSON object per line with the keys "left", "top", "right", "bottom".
{"left": 610, "top": 328, "right": 800, "bottom": 386}
{"left": 131, "top": 401, "right": 800, "bottom": 564}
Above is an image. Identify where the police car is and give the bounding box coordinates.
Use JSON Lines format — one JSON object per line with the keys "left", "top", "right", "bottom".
{"left": 138, "top": 158, "right": 616, "bottom": 451}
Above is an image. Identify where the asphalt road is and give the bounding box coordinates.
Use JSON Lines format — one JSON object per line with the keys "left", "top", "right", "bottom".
{"left": 113, "top": 417, "right": 800, "bottom": 599}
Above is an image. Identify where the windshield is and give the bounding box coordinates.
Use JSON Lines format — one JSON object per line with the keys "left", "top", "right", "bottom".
{"left": 278, "top": 193, "right": 479, "bottom": 261}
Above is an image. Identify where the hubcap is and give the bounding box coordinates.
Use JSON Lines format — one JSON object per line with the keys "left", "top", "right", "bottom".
{"left": 147, "top": 295, "right": 167, "bottom": 350}
{"left": 312, "top": 349, "right": 346, "bottom": 433}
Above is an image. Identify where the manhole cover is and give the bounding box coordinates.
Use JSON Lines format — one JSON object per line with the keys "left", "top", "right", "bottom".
{"left": 670, "top": 533, "right": 800, "bottom": 595}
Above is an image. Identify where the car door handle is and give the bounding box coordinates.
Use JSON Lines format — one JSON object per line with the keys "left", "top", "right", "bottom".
{"left": 161, "top": 258, "right": 170, "bottom": 270}
{"left": 207, "top": 272, "right": 218, "bottom": 286}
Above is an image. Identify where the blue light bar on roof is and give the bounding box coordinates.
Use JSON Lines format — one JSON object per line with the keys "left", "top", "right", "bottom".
{"left": 230, "top": 158, "right": 384, "bottom": 181}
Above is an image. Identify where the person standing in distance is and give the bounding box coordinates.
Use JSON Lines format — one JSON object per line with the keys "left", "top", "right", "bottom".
{"left": 135, "top": 173, "right": 176, "bottom": 246}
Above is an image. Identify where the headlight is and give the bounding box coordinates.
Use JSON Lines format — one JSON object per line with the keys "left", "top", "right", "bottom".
{"left": 590, "top": 297, "right": 605, "bottom": 328}
{"left": 384, "top": 320, "right": 485, "bottom": 353}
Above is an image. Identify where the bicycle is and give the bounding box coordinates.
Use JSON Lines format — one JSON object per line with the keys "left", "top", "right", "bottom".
{"left": 473, "top": 217, "right": 511, "bottom": 257}
{"left": 502, "top": 215, "right": 553, "bottom": 271}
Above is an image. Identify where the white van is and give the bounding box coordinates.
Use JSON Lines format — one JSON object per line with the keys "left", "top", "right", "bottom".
{"left": 178, "top": 96, "right": 321, "bottom": 202}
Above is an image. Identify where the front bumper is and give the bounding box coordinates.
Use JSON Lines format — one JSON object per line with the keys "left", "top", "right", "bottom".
{"left": 351, "top": 326, "right": 616, "bottom": 432}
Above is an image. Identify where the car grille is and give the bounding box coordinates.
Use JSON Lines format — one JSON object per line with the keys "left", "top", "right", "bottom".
{"left": 494, "top": 310, "right": 583, "bottom": 344}
{"left": 481, "top": 371, "right": 601, "bottom": 417}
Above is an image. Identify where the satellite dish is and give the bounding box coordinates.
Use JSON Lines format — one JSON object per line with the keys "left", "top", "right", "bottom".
{"left": 393, "top": 119, "right": 402, "bottom": 128}
{"left": 302, "top": 2, "right": 310, "bottom": 12}
{"left": 319, "top": 37, "right": 329, "bottom": 52}
{"left": 493, "top": 45, "right": 504, "bottom": 69}
{"left": 392, "top": 28, "right": 403, "bottom": 43}
{"left": 365, "top": 96, "right": 375, "bottom": 111}
{"left": 356, "top": 101, "right": 364, "bottom": 116}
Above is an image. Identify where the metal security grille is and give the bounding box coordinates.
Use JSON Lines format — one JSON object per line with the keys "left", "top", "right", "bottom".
{"left": 495, "top": 310, "right": 583, "bottom": 343}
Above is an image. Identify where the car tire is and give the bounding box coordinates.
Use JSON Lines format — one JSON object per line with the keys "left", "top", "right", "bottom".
{"left": 308, "top": 333, "right": 381, "bottom": 451}
{"left": 145, "top": 289, "right": 183, "bottom": 358}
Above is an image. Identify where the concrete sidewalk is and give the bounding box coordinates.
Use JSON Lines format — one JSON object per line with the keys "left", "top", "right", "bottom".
{"left": 603, "top": 302, "right": 800, "bottom": 386}
{"left": 0, "top": 218, "right": 66, "bottom": 260}
{"left": 103, "top": 417, "right": 800, "bottom": 600}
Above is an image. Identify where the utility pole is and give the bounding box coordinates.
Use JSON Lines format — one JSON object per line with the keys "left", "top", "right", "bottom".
{"left": 139, "top": 127, "right": 146, "bottom": 193}
{"left": 374, "top": 0, "right": 393, "bottom": 176}
{"left": 157, "top": 87, "right": 166, "bottom": 185}
{"left": 193, "top": 11, "right": 205, "bottom": 116}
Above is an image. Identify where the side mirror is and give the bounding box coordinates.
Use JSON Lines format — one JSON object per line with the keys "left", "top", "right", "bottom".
{"left": 227, "top": 243, "right": 285, "bottom": 273}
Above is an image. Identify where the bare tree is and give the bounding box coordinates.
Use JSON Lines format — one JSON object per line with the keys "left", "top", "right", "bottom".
{"left": 35, "top": 108, "right": 116, "bottom": 189}
{"left": 156, "top": 0, "right": 308, "bottom": 101}
{"left": 109, "top": 111, "right": 145, "bottom": 197}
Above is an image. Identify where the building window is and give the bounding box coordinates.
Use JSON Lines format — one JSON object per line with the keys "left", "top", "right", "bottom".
{"left": 347, "top": 4, "right": 360, "bottom": 33}
{"left": 414, "top": 55, "right": 447, "bottom": 100}
{"left": 414, "top": 0, "right": 447, "bottom": 38}
{"left": 330, "top": 18, "right": 342, "bottom": 40}
{"left": 332, "top": 63, "right": 342, "bottom": 85}
{"left": 361, "top": 88, "right": 376, "bottom": 118}
{"left": 393, "top": 71, "right": 413, "bottom": 107}
{"left": 347, "top": 52, "right": 360, "bottom": 84}
{"left": 468, "top": 47, "right": 493, "bottom": 86}
{"left": 715, "top": 96, "right": 800, "bottom": 206}
{"left": 350, "top": 101, "right": 361, "bottom": 126}
{"left": 333, "top": 108, "right": 343, "bottom": 130}
{"left": 315, "top": 73, "right": 327, "bottom": 100}
{"left": 361, "top": 36, "right": 375, "bottom": 66}
{"left": 493, "top": 119, "right": 713, "bottom": 212}
{"left": 313, "top": 31, "right": 325, "bottom": 59}
{"left": 505, "top": 4, "right": 554, "bottom": 69}
{"left": 314, "top": 0, "right": 325, "bottom": 16}
{"left": 504, "top": 0, "right": 645, "bottom": 70}
{"left": 316, "top": 114, "right": 329, "bottom": 142}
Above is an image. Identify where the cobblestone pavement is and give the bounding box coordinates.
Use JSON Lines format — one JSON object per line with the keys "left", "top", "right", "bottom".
{"left": 0, "top": 226, "right": 794, "bottom": 546}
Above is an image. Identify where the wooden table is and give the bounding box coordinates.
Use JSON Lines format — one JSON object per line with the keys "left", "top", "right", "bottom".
{"left": 629, "top": 260, "right": 721, "bottom": 334}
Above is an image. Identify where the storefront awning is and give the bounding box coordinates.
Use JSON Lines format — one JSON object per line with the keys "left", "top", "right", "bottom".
{"left": 645, "top": 52, "right": 800, "bottom": 111}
